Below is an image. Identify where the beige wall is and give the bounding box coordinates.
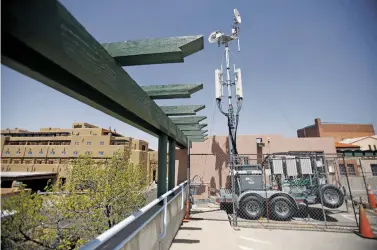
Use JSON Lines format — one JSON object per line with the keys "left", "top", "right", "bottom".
{"left": 348, "top": 137, "right": 377, "bottom": 151}
{"left": 190, "top": 134, "right": 336, "bottom": 155}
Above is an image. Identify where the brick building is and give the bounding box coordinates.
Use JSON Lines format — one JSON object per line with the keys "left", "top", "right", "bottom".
{"left": 297, "top": 118, "right": 375, "bottom": 142}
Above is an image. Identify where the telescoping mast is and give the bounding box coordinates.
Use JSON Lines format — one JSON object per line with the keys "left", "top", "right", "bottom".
{"left": 208, "top": 8, "right": 244, "bottom": 219}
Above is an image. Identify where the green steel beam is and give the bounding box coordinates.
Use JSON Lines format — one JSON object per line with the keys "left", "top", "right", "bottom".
{"left": 189, "top": 138, "right": 206, "bottom": 142}
{"left": 170, "top": 116, "right": 206, "bottom": 125}
{"left": 182, "top": 130, "right": 208, "bottom": 136}
{"left": 157, "top": 134, "right": 168, "bottom": 196}
{"left": 102, "top": 35, "right": 204, "bottom": 66}
{"left": 160, "top": 105, "right": 205, "bottom": 116}
{"left": 141, "top": 84, "right": 203, "bottom": 100}
{"left": 188, "top": 136, "right": 207, "bottom": 142}
{"left": 177, "top": 124, "right": 208, "bottom": 131}
{"left": 1, "top": 0, "right": 194, "bottom": 148}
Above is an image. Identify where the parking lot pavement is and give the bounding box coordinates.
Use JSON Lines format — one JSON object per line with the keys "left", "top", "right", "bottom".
{"left": 170, "top": 219, "right": 377, "bottom": 250}
{"left": 236, "top": 227, "right": 377, "bottom": 250}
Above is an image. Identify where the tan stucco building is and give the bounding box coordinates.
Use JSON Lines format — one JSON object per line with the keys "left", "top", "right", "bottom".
{"left": 1, "top": 122, "right": 155, "bottom": 182}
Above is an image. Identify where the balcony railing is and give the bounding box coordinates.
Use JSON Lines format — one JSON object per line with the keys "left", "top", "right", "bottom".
{"left": 81, "top": 180, "right": 188, "bottom": 250}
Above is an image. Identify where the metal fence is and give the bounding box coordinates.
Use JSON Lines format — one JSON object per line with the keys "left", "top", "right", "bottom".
{"left": 189, "top": 153, "right": 377, "bottom": 232}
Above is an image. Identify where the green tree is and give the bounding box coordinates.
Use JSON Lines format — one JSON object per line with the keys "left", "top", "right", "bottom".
{"left": 1, "top": 147, "right": 149, "bottom": 249}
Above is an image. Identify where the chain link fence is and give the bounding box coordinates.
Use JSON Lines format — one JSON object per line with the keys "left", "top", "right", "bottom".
{"left": 189, "top": 153, "right": 377, "bottom": 232}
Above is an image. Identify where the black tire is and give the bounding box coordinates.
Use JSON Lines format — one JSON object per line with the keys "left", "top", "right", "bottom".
{"left": 321, "top": 185, "right": 344, "bottom": 209}
{"left": 240, "top": 196, "right": 265, "bottom": 220}
{"left": 269, "top": 196, "right": 295, "bottom": 221}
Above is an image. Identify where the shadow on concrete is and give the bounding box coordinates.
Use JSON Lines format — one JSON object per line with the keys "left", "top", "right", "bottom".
{"left": 294, "top": 204, "right": 338, "bottom": 222}
{"left": 189, "top": 217, "right": 230, "bottom": 222}
{"left": 172, "top": 239, "right": 200, "bottom": 244}
{"left": 236, "top": 204, "right": 338, "bottom": 222}
{"left": 191, "top": 209, "right": 221, "bottom": 215}
{"left": 179, "top": 227, "right": 202, "bottom": 231}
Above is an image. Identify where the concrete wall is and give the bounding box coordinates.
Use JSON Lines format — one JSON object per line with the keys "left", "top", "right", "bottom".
{"left": 120, "top": 186, "right": 187, "bottom": 250}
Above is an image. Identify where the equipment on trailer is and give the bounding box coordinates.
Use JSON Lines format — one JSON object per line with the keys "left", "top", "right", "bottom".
{"left": 218, "top": 155, "right": 345, "bottom": 220}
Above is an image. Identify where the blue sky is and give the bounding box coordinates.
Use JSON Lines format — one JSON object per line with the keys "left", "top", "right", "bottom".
{"left": 1, "top": 0, "right": 376, "bottom": 150}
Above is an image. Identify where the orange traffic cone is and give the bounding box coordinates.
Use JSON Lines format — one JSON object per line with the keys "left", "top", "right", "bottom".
{"left": 367, "top": 184, "right": 377, "bottom": 212}
{"left": 183, "top": 200, "right": 190, "bottom": 223}
{"left": 355, "top": 206, "right": 376, "bottom": 239}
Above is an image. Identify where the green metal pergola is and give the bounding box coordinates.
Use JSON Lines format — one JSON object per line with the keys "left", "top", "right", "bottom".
{"left": 2, "top": 0, "right": 208, "bottom": 197}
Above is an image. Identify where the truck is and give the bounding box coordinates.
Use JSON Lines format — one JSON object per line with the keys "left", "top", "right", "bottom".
{"left": 218, "top": 155, "right": 345, "bottom": 220}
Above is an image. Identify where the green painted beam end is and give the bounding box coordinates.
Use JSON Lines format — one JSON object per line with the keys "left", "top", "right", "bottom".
{"left": 177, "top": 124, "right": 207, "bottom": 131}
{"left": 141, "top": 84, "right": 203, "bottom": 100}
{"left": 170, "top": 116, "right": 206, "bottom": 125}
{"left": 161, "top": 105, "right": 205, "bottom": 116}
{"left": 102, "top": 35, "right": 204, "bottom": 66}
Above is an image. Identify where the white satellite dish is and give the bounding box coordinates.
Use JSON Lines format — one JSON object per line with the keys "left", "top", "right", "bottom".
{"left": 208, "top": 30, "right": 222, "bottom": 43}
{"left": 234, "top": 8, "right": 241, "bottom": 24}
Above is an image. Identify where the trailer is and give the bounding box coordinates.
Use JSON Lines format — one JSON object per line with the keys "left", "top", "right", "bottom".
{"left": 218, "top": 155, "right": 345, "bottom": 220}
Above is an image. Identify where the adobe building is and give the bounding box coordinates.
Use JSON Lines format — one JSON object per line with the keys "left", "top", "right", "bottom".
{"left": 297, "top": 118, "right": 375, "bottom": 142}
{"left": 1, "top": 122, "right": 154, "bottom": 183}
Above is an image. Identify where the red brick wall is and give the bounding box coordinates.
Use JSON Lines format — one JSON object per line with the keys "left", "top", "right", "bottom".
{"left": 297, "top": 126, "right": 319, "bottom": 138}
{"left": 297, "top": 118, "right": 375, "bottom": 142}
{"left": 319, "top": 124, "right": 375, "bottom": 142}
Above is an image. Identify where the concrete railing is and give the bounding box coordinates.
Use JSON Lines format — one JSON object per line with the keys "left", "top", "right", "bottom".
{"left": 81, "top": 180, "right": 188, "bottom": 250}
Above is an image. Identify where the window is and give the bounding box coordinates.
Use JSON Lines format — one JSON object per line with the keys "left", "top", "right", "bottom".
{"left": 25, "top": 160, "right": 31, "bottom": 164}
{"left": 347, "top": 164, "right": 356, "bottom": 176}
{"left": 74, "top": 142, "right": 80, "bottom": 145}
{"left": 87, "top": 141, "right": 91, "bottom": 145}
{"left": 371, "top": 164, "right": 377, "bottom": 176}
{"left": 374, "top": 145, "right": 377, "bottom": 151}
{"left": 16, "top": 150, "right": 21, "bottom": 156}
{"left": 28, "top": 151, "right": 32, "bottom": 156}
{"left": 339, "top": 164, "right": 346, "bottom": 176}
{"left": 50, "top": 150, "right": 55, "bottom": 155}
{"left": 5, "top": 151, "right": 10, "bottom": 156}
{"left": 39, "top": 150, "right": 44, "bottom": 156}
{"left": 36, "top": 160, "right": 43, "bottom": 164}
{"left": 48, "top": 160, "right": 54, "bottom": 164}
{"left": 85, "top": 151, "right": 91, "bottom": 155}
{"left": 100, "top": 141, "right": 104, "bottom": 145}
{"left": 13, "top": 160, "right": 20, "bottom": 164}
{"left": 369, "top": 145, "right": 372, "bottom": 151}
{"left": 73, "top": 151, "right": 78, "bottom": 156}
{"left": 61, "top": 151, "right": 67, "bottom": 156}
{"left": 142, "top": 145, "right": 146, "bottom": 151}
{"left": 98, "top": 151, "right": 104, "bottom": 156}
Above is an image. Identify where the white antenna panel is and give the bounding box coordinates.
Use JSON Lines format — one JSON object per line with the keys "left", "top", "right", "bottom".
{"left": 234, "top": 68, "right": 243, "bottom": 99}
{"left": 215, "top": 69, "right": 222, "bottom": 99}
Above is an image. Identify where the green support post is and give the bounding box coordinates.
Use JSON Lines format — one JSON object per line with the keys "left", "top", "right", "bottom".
{"left": 157, "top": 134, "right": 168, "bottom": 197}
{"left": 168, "top": 139, "right": 176, "bottom": 190}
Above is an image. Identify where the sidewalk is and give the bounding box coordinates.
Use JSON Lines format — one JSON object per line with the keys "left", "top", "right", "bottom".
{"left": 170, "top": 219, "right": 377, "bottom": 250}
